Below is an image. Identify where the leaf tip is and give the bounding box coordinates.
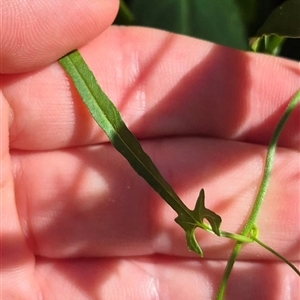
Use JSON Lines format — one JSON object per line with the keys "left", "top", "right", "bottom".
{"left": 186, "top": 228, "right": 203, "bottom": 257}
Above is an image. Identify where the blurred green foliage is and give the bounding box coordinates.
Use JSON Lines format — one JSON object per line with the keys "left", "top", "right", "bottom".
{"left": 116, "top": 0, "right": 300, "bottom": 60}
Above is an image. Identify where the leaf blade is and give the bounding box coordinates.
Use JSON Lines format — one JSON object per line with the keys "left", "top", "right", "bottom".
{"left": 58, "top": 50, "right": 222, "bottom": 256}
{"left": 59, "top": 50, "right": 189, "bottom": 214}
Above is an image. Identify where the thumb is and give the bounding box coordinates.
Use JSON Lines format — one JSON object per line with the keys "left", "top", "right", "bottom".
{"left": 1, "top": 0, "right": 119, "bottom": 73}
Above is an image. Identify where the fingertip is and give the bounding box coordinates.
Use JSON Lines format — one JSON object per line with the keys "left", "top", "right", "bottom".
{"left": 1, "top": 0, "right": 119, "bottom": 73}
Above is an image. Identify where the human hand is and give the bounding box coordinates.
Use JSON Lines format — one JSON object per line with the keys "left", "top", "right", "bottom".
{"left": 1, "top": 1, "right": 299, "bottom": 299}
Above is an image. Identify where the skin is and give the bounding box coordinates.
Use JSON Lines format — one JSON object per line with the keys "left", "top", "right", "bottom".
{"left": 1, "top": 0, "right": 299, "bottom": 299}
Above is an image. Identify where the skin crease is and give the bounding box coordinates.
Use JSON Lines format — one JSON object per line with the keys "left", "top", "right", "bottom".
{"left": 1, "top": 0, "right": 299, "bottom": 299}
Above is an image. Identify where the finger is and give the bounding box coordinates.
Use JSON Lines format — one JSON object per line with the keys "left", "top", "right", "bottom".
{"left": 3, "top": 27, "right": 300, "bottom": 150}
{"left": 12, "top": 137, "right": 300, "bottom": 260}
{"left": 34, "top": 256, "right": 299, "bottom": 300}
{"left": 0, "top": 96, "right": 37, "bottom": 297}
{"left": 1, "top": 0, "right": 119, "bottom": 73}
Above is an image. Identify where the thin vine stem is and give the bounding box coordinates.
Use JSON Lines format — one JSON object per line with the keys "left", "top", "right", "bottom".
{"left": 216, "top": 89, "right": 300, "bottom": 300}
{"left": 252, "top": 235, "right": 300, "bottom": 276}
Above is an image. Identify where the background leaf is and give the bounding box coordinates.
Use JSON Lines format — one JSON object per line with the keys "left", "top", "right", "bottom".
{"left": 255, "top": 0, "right": 300, "bottom": 38}
{"left": 119, "top": 0, "right": 299, "bottom": 59}
{"left": 114, "top": 0, "right": 134, "bottom": 25}
{"left": 129, "top": 0, "right": 248, "bottom": 50}
{"left": 233, "top": 0, "right": 282, "bottom": 36}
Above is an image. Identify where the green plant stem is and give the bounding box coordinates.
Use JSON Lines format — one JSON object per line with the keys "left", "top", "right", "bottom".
{"left": 251, "top": 235, "right": 300, "bottom": 276}
{"left": 220, "top": 231, "right": 253, "bottom": 243}
{"left": 216, "top": 89, "right": 300, "bottom": 300}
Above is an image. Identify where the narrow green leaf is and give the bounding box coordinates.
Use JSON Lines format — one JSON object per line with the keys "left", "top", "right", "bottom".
{"left": 59, "top": 50, "right": 187, "bottom": 215}
{"left": 58, "top": 50, "right": 222, "bottom": 255}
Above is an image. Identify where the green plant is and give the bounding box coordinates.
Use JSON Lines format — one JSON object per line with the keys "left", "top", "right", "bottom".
{"left": 117, "top": 0, "right": 300, "bottom": 59}
{"left": 58, "top": 1, "right": 300, "bottom": 299}
{"left": 58, "top": 49, "right": 300, "bottom": 299}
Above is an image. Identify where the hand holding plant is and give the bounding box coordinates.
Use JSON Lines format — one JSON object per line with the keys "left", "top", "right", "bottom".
{"left": 1, "top": 0, "right": 299, "bottom": 299}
